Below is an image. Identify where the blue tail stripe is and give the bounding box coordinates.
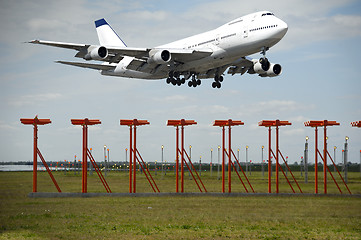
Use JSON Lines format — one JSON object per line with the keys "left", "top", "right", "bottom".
{"left": 95, "top": 18, "right": 108, "bottom": 28}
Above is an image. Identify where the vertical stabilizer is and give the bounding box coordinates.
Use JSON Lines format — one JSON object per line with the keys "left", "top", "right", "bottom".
{"left": 95, "top": 18, "right": 127, "bottom": 47}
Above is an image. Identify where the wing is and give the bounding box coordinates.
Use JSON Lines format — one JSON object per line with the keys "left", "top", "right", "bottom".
{"left": 29, "top": 39, "right": 87, "bottom": 51}
{"left": 30, "top": 39, "right": 212, "bottom": 64}
{"left": 227, "top": 57, "right": 254, "bottom": 75}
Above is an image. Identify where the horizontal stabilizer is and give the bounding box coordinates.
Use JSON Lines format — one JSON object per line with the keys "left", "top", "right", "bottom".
{"left": 56, "top": 61, "right": 116, "bottom": 71}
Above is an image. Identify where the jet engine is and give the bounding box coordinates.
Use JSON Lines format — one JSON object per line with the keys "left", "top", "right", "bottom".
{"left": 252, "top": 58, "right": 270, "bottom": 74}
{"left": 260, "top": 63, "right": 282, "bottom": 77}
{"left": 248, "top": 58, "right": 282, "bottom": 77}
{"left": 148, "top": 50, "right": 171, "bottom": 64}
{"left": 84, "top": 46, "right": 108, "bottom": 60}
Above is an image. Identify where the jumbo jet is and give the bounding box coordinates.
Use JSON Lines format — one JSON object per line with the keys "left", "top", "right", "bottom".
{"left": 29, "top": 11, "right": 288, "bottom": 88}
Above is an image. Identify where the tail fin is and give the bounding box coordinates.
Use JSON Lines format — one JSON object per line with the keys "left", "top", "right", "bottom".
{"left": 95, "top": 18, "right": 127, "bottom": 47}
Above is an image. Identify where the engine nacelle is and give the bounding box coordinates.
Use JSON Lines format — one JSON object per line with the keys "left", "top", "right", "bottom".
{"left": 84, "top": 46, "right": 108, "bottom": 60}
{"left": 252, "top": 58, "right": 270, "bottom": 74}
{"left": 148, "top": 50, "right": 171, "bottom": 64}
{"left": 260, "top": 63, "right": 282, "bottom": 77}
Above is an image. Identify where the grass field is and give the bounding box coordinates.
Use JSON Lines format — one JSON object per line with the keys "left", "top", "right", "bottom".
{"left": 1, "top": 171, "right": 361, "bottom": 239}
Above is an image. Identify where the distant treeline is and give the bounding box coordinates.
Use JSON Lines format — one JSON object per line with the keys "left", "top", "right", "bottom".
{"left": 2, "top": 161, "right": 361, "bottom": 172}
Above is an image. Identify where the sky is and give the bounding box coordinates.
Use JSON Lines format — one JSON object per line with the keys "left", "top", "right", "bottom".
{"left": 0, "top": 0, "right": 360, "bottom": 166}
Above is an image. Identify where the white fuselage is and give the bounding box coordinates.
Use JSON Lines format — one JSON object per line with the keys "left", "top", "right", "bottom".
{"left": 103, "top": 11, "right": 288, "bottom": 79}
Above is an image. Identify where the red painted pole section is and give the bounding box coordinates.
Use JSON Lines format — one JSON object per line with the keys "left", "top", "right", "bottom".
{"left": 315, "top": 127, "right": 318, "bottom": 194}
{"left": 133, "top": 124, "right": 137, "bottom": 193}
{"left": 167, "top": 119, "right": 197, "bottom": 193}
{"left": 129, "top": 125, "right": 132, "bottom": 193}
{"left": 259, "top": 120, "right": 291, "bottom": 193}
{"left": 82, "top": 125, "right": 88, "bottom": 193}
{"left": 176, "top": 126, "right": 179, "bottom": 193}
{"left": 21, "top": 117, "right": 52, "bottom": 193}
{"left": 323, "top": 123, "right": 327, "bottom": 194}
{"left": 71, "top": 118, "right": 101, "bottom": 193}
{"left": 222, "top": 126, "right": 225, "bottom": 193}
{"left": 268, "top": 126, "right": 272, "bottom": 193}
{"left": 276, "top": 124, "right": 279, "bottom": 194}
{"left": 33, "top": 124, "right": 38, "bottom": 193}
{"left": 181, "top": 125, "right": 184, "bottom": 193}
{"left": 304, "top": 120, "right": 340, "bottom": 194}
{"left": 228, "top": 124, "right": 231, "bottom": 193}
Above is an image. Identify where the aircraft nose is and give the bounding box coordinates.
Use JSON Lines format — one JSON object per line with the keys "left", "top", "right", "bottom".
{"left": 275, "top": 18, "right": 288, "bottom": 39}
{"left": 279, "top": 19, "right": 288, "bottom": 36}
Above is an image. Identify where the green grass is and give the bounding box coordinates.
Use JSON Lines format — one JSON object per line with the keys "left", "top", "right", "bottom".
{"left": 0, "top": 171, "right": 361, "bottom": 239}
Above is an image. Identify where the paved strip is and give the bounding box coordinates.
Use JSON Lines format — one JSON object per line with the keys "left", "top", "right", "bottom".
{"left": 28, "top": 192, "right": 361, "bottom": 198}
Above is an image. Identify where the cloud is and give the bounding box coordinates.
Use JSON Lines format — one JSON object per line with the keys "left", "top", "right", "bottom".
{"left": 0, "top": 121, "right": 18, "bottom": 131}
{"left": 8, "top": 93, "right": 63, "bottom": 107}
{"left": 237, "top": 100, "right": 315, "bottom": 118}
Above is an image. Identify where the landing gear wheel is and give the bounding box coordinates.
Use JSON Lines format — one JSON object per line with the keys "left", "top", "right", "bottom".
{"left": 217, "top": 82, "right": 221, "bottom": 88}
{"left": 212, "top": 82, "right": 217, "bottom": 88}
{"left": 166, "top": 77, "right": 171, "bottom": 84}
{"left": 218, "top": 76, "right": 223, "bottom": 82}
{"left": 181, "top": 78, "right": 185, "bottom": 84}
{"left": 196, "top": 79, "right": 201, "bottom": 86}
{"left": 188, "top": 81, "right": 193, "bottom": 87}
{"left": 171, "top": 78, "right": 177, "bottom": 85}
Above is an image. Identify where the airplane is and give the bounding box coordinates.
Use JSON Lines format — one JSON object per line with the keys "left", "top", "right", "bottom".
{"left": 29, "top": 11, "right": 288, "bottom": 88}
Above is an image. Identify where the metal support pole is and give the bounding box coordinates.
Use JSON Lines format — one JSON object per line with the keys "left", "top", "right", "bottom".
{"left": 161, "top": 145, "right": 164, "bottom": 176}
{"left": 217, "top": 146, "right": 220, "bottom": 180}
{"left": 228, "top": 124, "right": 231, "bottom": 193}
{"left": 176, "top": 126, "right": 179, "bottom": 193}
{"left": 334, "top": 146, "right": 337, "bottom": 172}
{"left": 344, "top": 137, "right": 348, "bottom": 184}
{"left": 222, "top": 126, "right": 225, "bottom": 193}
{"left": 305, "top": 138, "right": 308, "bottom": 183}
{"left": 107, "top": 148, "right": 110, "bottom": 174}
{"left": 104, "top": 146, "right": 107, "bottom": 177}
{"left": 261, "top": 146, "right": 264, "bottom": 179}
{"left": 210, "top": 149, "right": 213, "bottom": 177}
{"left": 33, "top": 124, "right": 38, "bottom": 193}
{"left": 246, "top": 146, "right": 248, "bottom": 174}
{"left": 268, "top": 127, "right": 272, "bottom": 193}
{"left": 199, "top": 156, "right": 202, "bottom": 176}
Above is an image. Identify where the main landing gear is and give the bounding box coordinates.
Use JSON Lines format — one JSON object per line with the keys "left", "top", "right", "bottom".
{"left": 187, "top": 75, "right": 201, "bottom": 88}
{"left": 166, "top": 72, "right": 201, "bottom": 88}
{"left": 212, "top": 75, "right": 223, "bottom": 88}
{"left": 166, "top": 72, "right": 185, "bottom": 86}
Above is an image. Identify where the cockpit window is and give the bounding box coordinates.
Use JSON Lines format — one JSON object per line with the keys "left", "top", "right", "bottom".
{"left": 261, "top": 13, "right": 274, "bottom": 17}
